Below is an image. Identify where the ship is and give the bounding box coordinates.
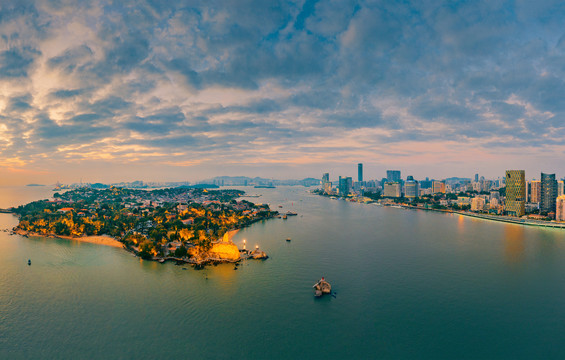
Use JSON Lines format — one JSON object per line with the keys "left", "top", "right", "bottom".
{"left": 313, "top": 277, "right": 331, "bottom": 297}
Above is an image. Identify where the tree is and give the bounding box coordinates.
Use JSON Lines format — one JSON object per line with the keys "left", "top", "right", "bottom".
{"left": 54, "top": 221, "right": 70, "bottom": 236}
{"left": 174, "top": 246, "right": 187, "bottom": 258}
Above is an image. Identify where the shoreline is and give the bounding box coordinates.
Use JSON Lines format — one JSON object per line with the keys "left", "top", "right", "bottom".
{"left": 313, "top": 191, "right": 565, "bottom": 230}
{"left": 388, "top": 203, "right": 565, "bottom": 229}
{"left": 13, "top": 229, "right": 125, "bottom": 248}
{"left": 13, "top": 227, "right": 267, "bottom": 266}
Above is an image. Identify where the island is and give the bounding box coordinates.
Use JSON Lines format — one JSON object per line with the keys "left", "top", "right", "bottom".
{"left": 12, "top": 187, "right": 277, "bottom": 266}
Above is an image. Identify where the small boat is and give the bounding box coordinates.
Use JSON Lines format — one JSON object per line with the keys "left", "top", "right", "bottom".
{"left": 286, "top": 211, "right": 297, "bottom": 216}
{"left": 313, "top": 277, "right": 331, "bottom": 297}
{"left": 286, "top": 238, "right": 291, "bottom": 242}
{"left": 28, "top": 259, "right": 31, "bottom": 265}
{"left": 158, "top": 259, "right": 165, "bottom": 263}
{"left": 282, "top": 214, "right": 287, "bottom": 219}
{"left": 278, "top": 205, "right": 283, "bottom": 208}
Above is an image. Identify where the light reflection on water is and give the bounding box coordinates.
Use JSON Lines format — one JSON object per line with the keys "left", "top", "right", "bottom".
{"left": 505, "top": 224, "right": 525, "bottom": 264}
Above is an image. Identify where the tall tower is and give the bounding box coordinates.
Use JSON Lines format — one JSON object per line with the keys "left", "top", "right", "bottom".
{"left": 504, "top": 170, "right": 525, "bottom": 217}
{"left": 540, "top": 172, "right": 557, "bottom": 215}
{"left": 357, "top": 163, "right": 363, "bottom": 183}
{"left": 321, "top": 173, "right": 331, "bottom": 194}
{"left": 386, "top": 170, "right": 401, "bottom": 183}
{"left": 530, "top": 180, "right": 541, "bottom": 203}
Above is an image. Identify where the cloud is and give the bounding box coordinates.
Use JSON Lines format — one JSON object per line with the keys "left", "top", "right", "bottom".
{"left": 2, "top": 0, "right": 565, "bottom": 183}
{"left": 0, "top": 47, "right": 40, "bottom": 78}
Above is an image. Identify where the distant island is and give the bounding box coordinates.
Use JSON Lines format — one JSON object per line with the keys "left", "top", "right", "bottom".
{"left": 26, "top": 184, "right": 45, "bottom": 187}
{"left": 12, "top": 187, "right": 275, "bottom": 266}
{"left": 52, "top": 176, "right": 320, "bottom": 191}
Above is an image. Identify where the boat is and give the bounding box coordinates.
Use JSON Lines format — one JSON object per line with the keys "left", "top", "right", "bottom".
{"left": 278, "top": 205, "right": 283, "bottom": 208}
{"left": 28, "top": 259, "right": 31, "bottom": 266}
{"left": 286, "top": 211, "right": 297, "bottom": 216}
{"left": 282, "top": 214, "right": 287, "bottom": 219}
{"left": 286, "top": 238, "right": 291, "bottom": 242}
{"left": 313, "top": 277, "right": 331, "bottom": 297}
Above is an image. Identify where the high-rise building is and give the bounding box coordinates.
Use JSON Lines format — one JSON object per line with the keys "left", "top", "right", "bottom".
{"left": 504, "top": 170, "right": 525, "bottom": 217}
{"left": 432, "top": 181, "right": 445, "bottom": 194}
{"left": 540, "top": 173, "right": 557, "bottom": 215}
{"left": 475, "top": 173, "right": 479, "bottom": 182}
{"left": 558, "top": 180, "right": 564, "bottom": 197}
{"left": 383, "top": 182, "right": 401, "bottom": 197}
{"left": 358, "top": 163, "right": 363, "bottom": 183}
{"left": 471, "top": 197, "right": 486, "bottom": 212}
{"left": 387, "top": 170, "right": 401, "bottom": 183}
{"left": 338, "top": 176, "right": 352, "bottom": 197}
{"left": 321, "top": 173, "right": 331, "bottom": 194}
{"left": 530, "top": 180, "right": 541, "bottom": 203}
{"left": 556, "top": 195, "right": 565, "bottom": 221}
{"left": 420, "top": 178, "right": 432, "bottom": 189}
{"left": 405, "top": 180, "right": 419, "bottom": 198}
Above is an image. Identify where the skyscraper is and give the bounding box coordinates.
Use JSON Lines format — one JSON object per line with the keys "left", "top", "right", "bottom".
{"left": 540, "top": 172, "right": 557, "bottom": 215}
{"left": 338, "top": 176, "right": 352, "bottom": 197}
{"left": 556, "top": 195, "right": 565, "bottom": 221}
{"left": 358, "top": 163, "right": 363, "bottom": 183}
{"left": 387, "top": 170, "right": 401, "bottom": 183}
{"left": 432, "top": 181, "right": 445, "bottom": 194}
{"left": 383, "top": 182, "right": 401, "bottom": 197}
{"left": 405, "top": 180, "right": 419, "bottom": 198}
{"left": 321, "top": 173, "right": 331, "bottom": 194}
{"left": 504, "top": 170, "right": 525, "bottom": 217}
{"left": 530, "top": 180, "right": 541, "bottom": 203}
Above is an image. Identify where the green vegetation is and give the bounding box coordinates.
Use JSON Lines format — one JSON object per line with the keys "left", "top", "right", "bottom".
{"left": 14, "top": 187, "right": 277, "bottom": 258}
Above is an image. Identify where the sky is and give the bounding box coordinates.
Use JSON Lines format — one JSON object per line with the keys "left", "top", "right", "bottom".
{"left": 1, "top": 0, "right": 565, "bottom": 185}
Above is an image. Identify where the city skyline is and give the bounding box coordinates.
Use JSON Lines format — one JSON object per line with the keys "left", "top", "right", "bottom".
{"left": 2, "top": 1, "right": 565, "bottom": 185}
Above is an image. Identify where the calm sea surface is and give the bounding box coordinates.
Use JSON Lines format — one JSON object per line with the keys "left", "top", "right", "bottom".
{"left": 2, "top": 185, "right": 565, "bottom": 359}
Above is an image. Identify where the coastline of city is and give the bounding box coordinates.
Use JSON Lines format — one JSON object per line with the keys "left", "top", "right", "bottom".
{"left": 316, "top": 165, "right": 565, "bottom": 230}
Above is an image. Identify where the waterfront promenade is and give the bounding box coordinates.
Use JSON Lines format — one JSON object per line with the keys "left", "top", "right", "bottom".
{"left": 395, "top": 203, "right": 565, "bottom": 229}
{"left": 454, "top": 211, "right": 565, "bottom": 229}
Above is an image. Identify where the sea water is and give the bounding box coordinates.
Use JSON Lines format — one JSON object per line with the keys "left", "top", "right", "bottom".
{"left": 2, "top": 186, "right": 565, "bottom": 359}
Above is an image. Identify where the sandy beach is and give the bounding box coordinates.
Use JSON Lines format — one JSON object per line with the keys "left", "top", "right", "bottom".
{"left": 224, "top": 229, "right": 240, "bottom": 242}
{"left": 14, "top": 229, "right": 124, "bottom": 248}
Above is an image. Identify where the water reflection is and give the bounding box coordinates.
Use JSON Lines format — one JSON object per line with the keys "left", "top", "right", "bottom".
{"left": 457, "top": 215, "right": 465, "bottom": 233}
{"left": 504, "top": 225, "right": 525, "bottom": 264}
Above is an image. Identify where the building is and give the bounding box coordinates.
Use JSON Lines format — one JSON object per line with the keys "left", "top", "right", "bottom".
{"left": 504, "top": 170, "right": 525, "bottom": 217}
{"left": 432, "top": 181, "right": 445, "bottom": 194}
{"left": 530, "top": 180, "right": 541, "bottom": 204}
{"left": 321, "top": 173, "right": 331, "bottom": 194}
{"left": 556, "top": 195, "right": 565, "bottom": 221}
{"left": 419, "top": 178, "right": 431, "bottom": 189}
{"left": 471, "top": 197, "right": 486, "bottom": 212}
{"left": 383, "top": 182, "right": 401, "bottom": 197}
{"left": 558, "top": 180, "right": 564, "bottom": 197}
{"left": 540, "top": 173, "right": 557, "bottom": 215}
{"left": 386, "top": 170, "right": 401, "bottom": 183}
{"left": 358, "top": 163, "right": 363, "bottom": 183}
{"left": 338, "top": 176, "right": 352, "bottom": 197}
{"left": 405, "top": 180, "right": 419, "bottom": 198}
